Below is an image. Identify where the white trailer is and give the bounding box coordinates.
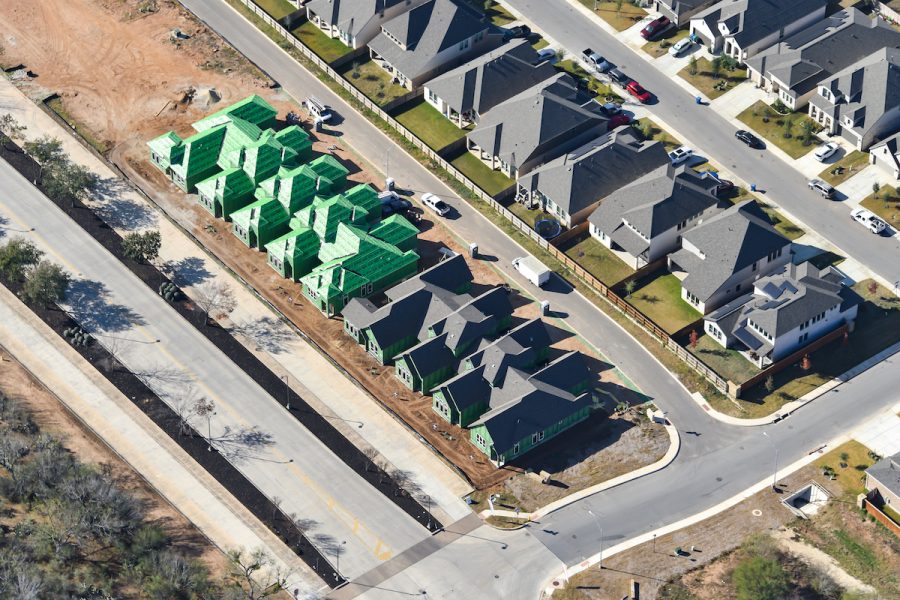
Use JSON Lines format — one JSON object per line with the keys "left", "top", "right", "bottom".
{"left": 512, "top": 256, "right": 551, "bottom": 288}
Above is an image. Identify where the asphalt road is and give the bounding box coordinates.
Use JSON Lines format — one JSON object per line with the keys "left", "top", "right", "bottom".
{"left": 0, "top": 159, "right": 429, "bottom": 581}
{"left": 505, "top": 0, "right": 900, "bottom": 288}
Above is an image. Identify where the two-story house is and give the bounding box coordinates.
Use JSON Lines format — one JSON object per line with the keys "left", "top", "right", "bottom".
{"left": 870, "top": 132, "right": 900, "bottom": 180}
{"left": 745, "top": 9, "right": 900, "bottom": 111}
{"left": 865, "top": 452, "right": 900, "bottom": 511}
{"left": 305, "top": 0, "right": 429, "bottom": 49}
{"left": 423, "top": 39, "right": 556, "bottom": 128}
{"left": 668, "top": 200, "right": 791, "bottom": 314}
{"left": 367, "top": 0, "right": 499, "bottom": 90}
{"left": 466, "top": 73, "right": 609, "bottom": 181}
{"left": 808, "top": 47, "right": 900, "bottom": 151}
{"left": 690, "top": 0, "right": 827, "bottom": 61}
{"left": 655, "top": 0, "right": 719, "bottom": 26}
{"left": 704, "top": 262, "right": 858, "bottom": 367}
{"left": 589, "top": 165, "right": 726, "bottom": 269}
{"left": 514, "top": 130, "right": 668, "bottom": 229}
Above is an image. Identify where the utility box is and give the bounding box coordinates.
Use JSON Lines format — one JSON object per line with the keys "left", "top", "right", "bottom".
{"left": 469, "top": 242, "right": 478, "bottom": 258}
{"left": 540, "top": 300, "right": 550, "bottom": 315}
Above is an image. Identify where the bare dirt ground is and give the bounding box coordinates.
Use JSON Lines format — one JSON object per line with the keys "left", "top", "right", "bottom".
{"left": 0, "top": 346, "right": 231, "bottom": 578}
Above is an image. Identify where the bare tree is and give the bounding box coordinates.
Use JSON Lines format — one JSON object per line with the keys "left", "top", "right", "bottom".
{"left": 0, "top": 114, "right": 26, "bottom": 141}
{"left": 363, "top": 447, "right": 378, "bottom": 472}
{"left": 193, "top": 280, "right": 236, "bottom": 325}
{"left": 223, "top": 548, "right": 289, "bottom": 600}
{"left": 193, "top": 397, "right": 216, "bottom": 451}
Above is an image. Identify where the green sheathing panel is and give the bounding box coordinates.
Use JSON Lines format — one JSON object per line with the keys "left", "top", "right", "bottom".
{"left": 230, "top": 198, "right": 289, "bottom": 248}
{"left": 432, "top": 391, "right": 456, "bottom": 424}
{"left": 264, "top": 228, "right": 321, "bottom": 280}
{"left": 169, "top": 126, "right": 228, "bottom": 192}
{"left": 314, "top": 199, "right": 366, "bottom": 245}
{"left": 343, "top": 183, "right": 380, "bottom": 217}
{"left": 300, "top": 262, "right": 369, "bottom": 316}
{"left": 369, "top": 214, "right": 419, "bottom": 252}
{"left": 457, "top": 398, "right": 489, "bottom": 428}
{"left": 147, "top": 131, "right": 184, "bottom": 172}
{"left": 274, "top": 126, "right": 313, "bottom": 164}
{"left": 419, "top": 364, "right": 454, "bottom": 394}
{"left": 394, "top": 356, "right": 420, "bottom": 391}
{"left": 308, "top": 155, "right": 349, "bottom": 190}
{"left": 469, "top": 425, "right": 496, "bottom": 461}
{"left": 216, "top": 118, "right": 264, "bottom": 171}
{"left": 365, "top": 329, "right": 418, "bottom": 365}
{"left": 272, "top": 167, "right": 318, "bottom": 214}
{"left": 195, "top": 168, "right": 255, "bottom": 220}
{"left": 487, "top": 406, "right": 592, "bottom": 463}
{"left": 194, "top": 94, "right": 277, "bottom": 133}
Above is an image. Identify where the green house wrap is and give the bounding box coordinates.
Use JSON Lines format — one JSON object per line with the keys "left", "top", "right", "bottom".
{"left": 193, "top": 94, "right": 277, "bottom": 133}
{"left": 147, "top": 131, "right": 184, "bottom": 172}
{"left": 264, "top": 227, "right": 321, "bottom": 281}
{"left": 230, "top": 198, "right": 290, "bottom": 249}
{"left": 168, "top": 126, "right": 228, "bottom": 192}
{"left": 342, "top": 183, "right": 381, "bottom": 218}
{"left": 308, "top": 155, "right": 349, "bottom": 191}
{"left": 370, "top": 214, "right": 419, "bottom": 252}
{"left": 195, "top": 168, "right": 256, "bottom": 220}
{"left": 311, "top": 196, "right": 370, "bottom": 244}
{"left": 274, "top": 126, "right": 313, "bottom": 164}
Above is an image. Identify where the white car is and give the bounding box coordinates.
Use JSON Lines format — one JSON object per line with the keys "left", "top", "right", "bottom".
{"left": 668, "top": 145, "right": 694, "bottom": 165}
{"left": 814, "top": 142, "right": 839, "bottom": 162}
{"left": 668, "top": 38, "right": 692, "bottom": 57}
{"left": 851, "top": 208, "right": 887, "bottom": 234}
{"left": 421, "top": 192, "right": 451, "bottom": 217}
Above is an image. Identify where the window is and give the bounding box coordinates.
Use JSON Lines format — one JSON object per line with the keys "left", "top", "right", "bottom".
{"left": 458, "top": 39, "right": 469, "bottom": 51}
{"left": 799, "top": 332, "right": 809, "bottom": 344}
{"left": 752, "top": 261, "right": 757, "bottom": 272}
{"left": 513, "top": 443, "right": 520, "bottom": 455}
{"left": 537, "top": 431, "right": 545, "bottom": 442}
{"left": 475, "top": 433, "right": 486, "bottom": 447}
{"left": 475, "top": 31, "right": 484, "bottom": 42}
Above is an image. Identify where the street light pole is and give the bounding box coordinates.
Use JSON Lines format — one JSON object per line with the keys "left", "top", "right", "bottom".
{"left": 282, "top": 374, "right": 291, "bottom": 411}
{"left": 763, "top": 431, "right": 779, "bottom": 491}
{"left": 586, "top": 509, "right": 603, "bottom": 570}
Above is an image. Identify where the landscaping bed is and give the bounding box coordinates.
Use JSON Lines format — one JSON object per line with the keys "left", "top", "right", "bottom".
{"left": 623, "top": 272, "right": 701, "bottom": 335}
{"left": 677, "top": 57, "right": 747, "bottom": 99}
{"left": 632, "top": 117, "right": 682, "bottom": 150}
{"left": 737, "top": 100, "right": 823, "bottom": 159}
{"left": 291, "top": 20, "right": 353, "bottom": 63}
{"left": 393, "top": 98, "right": 467, "bottom": 151}
{"left": 818, "top": 150, "right": 869, "bottom": 187}
{"left": 641, "top": 28, "right": 689, "bottom": 58}
{"left": 555, "top": 59, "right": 622, "bottom": 101}
{"left": 860, "top": 184, "right": 899, "bottom": 230}
{"left": 560, "top": 232, "right": 634, "bottom": 286}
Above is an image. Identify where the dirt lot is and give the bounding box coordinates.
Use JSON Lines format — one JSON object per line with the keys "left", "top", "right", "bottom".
{"left": 0, "top": 0, "right": 291, "bottom": 146}
{"left": 0, "top": 346, "right": 231, "bottom": 578}
{"left": 558, "top": 441, "right": 898, "bottom": 600}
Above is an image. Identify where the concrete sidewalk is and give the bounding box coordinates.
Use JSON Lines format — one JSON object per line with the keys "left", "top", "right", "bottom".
{"left": 0, "top": 286, "right": 326, "bottom": 599}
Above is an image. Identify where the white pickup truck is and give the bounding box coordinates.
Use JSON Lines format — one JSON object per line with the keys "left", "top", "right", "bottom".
{"left": 512, "top": 256, "right": 551, "bottom": 288}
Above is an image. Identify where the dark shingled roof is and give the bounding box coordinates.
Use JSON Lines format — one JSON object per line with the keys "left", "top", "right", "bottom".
{"left": 386, "top": 253, "right": 472, "bottom": 300}
{"left": 465, "top": 318, "right": 553, "bottom": 387}
{"left": 306, "top": 0, "right": 410, "bottom": 35}
{"left": 424, "top": 39, "right": 556, "bottom": 117}
{"left": 699, "top": 0, "right": 828, "bottom": 49}
{"left": 402, "top": 332, "right": 455, "bottom": 380}
{"left": 866, "top": 452, "right": 900, "bottom": 499}
{"left": 430, "top": 287, "right": 513, "bottom": 353}
{"left": 669, "top": 200, "right": 789, "bottom": 302}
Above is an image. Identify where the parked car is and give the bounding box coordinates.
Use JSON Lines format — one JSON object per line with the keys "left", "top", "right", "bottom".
{"left": 581, "top": 48, "right": 613, "bottom": 73}
{"left": 851, "top": 207, "right": 887, "bottom": 234}
{"left": 735, "top": 129, "right": 761, "bottom": 148}
{"left": 641, "top": 16, "right": 672, "bottom": 41}
{"left": 421, "top": 192, "right": 451, "bottom": 217}
{"left": 626, "top": 80, "right": 652, "bottom": 103}
{"left": 668, "top": 37, "right": 692, "bottom": 57}
{"left": 382, "top": 198, "right": 413, "bottom": 217}
{"left": 814, "top": 142, "right": 839, "bottom": 162}
{"left": 600, "top": 102, "right": 621, "bottom": 115}
{"left": 668, "top": 145, "right": 693, "bottom": 165}
{"left": 608, "top": 68, "right": 630, "bottom": 86}
{"left": 303, "top": 97, "right": 332, "bottom": 122}
{"left": 504, "top": 25, "right": 531, "bottom": 40}
{"left": 807, "top": 178, "right": 835, "bottom": 199}
{"left": 609, "top": 113, "right": 632, "bottom": 129}
{"left": 535, "top": 47, "right": 557, "bottom": 64}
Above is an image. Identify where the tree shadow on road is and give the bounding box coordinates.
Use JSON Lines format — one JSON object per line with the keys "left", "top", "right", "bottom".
{"left": 163, "top": 256, "right": 213, "bottom": 287}
{"left": 233, "top": 316, "right": 295, "bottom": 355}
{"left": 65, "top": 279, "right": 146, "bottom": 333}
{"left": 92, "top": 177, "right": 158, "bottom": 231}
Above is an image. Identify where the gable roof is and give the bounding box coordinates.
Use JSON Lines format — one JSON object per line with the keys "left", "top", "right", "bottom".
{"left": 367, "top": 0, "right": 489, "bottom": 81}
{"left": 424, "top": 39, "right": 556, "bottom": 116}
{"left": 746, "top": 9, "right": 900, "bottom": 97}
{"left": 699, "top": 0, "right": 828, "bottom": 48}
{"left": 465, "top": 318, "right": 553, "bottom": 387}
{"left": 866, "top": 452, "right": 900, "bottom": 499}
{"left": 669, "top": 200, "right": 789, "bottom": 301}
{"left": 467, "top": 73, "right": 608, "bottom": 172}
{"left": 519, "top": 129, "right": 669, "bottom": 217}
{"left": 871, "top": 131, "right": 900, "bottom": 173}
{"left": 430, "top": 287, "right": 513, "bottom": 353}
{"left": 307, "top": 0, "right": 410, "bottom": 34}
{"left": 589, "top": 165, "right": 722, "bottom": 249}
{"left": 386, "top": 253, "right": 473, "bottom": 299}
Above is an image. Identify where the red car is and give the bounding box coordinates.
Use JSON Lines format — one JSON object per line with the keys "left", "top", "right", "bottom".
{"left": 609, "top": 113, "right": 632, "bottom": 129}
{"left": 626, "top": 80, "right": 652, "bottom": 103}
{"left": 640, "top": 16, "right": 672, "bottom": 41}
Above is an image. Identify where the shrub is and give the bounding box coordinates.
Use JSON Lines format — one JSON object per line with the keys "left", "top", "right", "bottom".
{"left": 732, "top": 555, "right": 789, "bottom": 600}
{"left": 0, "top": 238, "right": 43, "bottom": 282}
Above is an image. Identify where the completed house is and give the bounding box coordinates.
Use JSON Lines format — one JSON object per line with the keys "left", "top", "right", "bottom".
{"left": 655, "top": 0, "right": 719, "bottom": 26}
{"left": 467, "top": 73, "right": 609, "bottom": 181}
{"left": 870, "top": 132, "right": 900, "bottom": 180}
{"left": 515, "top": 130, "right": 668, "bottom": 229}
{"left": 589, "top": 165, "right": 725, "bottom": 269}
{"left": 808, "top": 47, "right": 900, "bottom": 151}
{"left": 704, "top": 262, "right": 858, "bottom": 367}
{"left": 866, "top": 452, "right": 900, "bottom": 510}
{"left": 689, "top": 0, "right": 827, "bottom": 61}
{"left": 305, "top": 0, "right": 429, "bottom": 50}
{"left": 745, "top": 9, "right": 900, "bottom": 111}
{"left": 367, "top": 0, "right": 498, "bottom": 90}
{"left": 668, "top": 200, "right": 791, "bottom": 313}
{"left": 423, "top": 39, "right": 556, "bottom": 128}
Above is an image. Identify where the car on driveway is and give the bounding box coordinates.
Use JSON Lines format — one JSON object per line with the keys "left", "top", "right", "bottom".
{"left": 641, "top": 16, "right": 672, "bottom": 41}
{"left": 503, "top": 25, "right": 531, "bottom": 40}
{"left": 814, "top": 142, "right": 839, "bottom": 162}
{"left": 535, "top": 47, "right": 558, "bottom": 64}
{"left": 668, "top": 37, "right": 692, "bottom": 57}
{"left": 851, "top": 208, "right": 887, "bottom": 234}
{"left": 421, "top": 192, "right": 451, "bottom": 217}
{"left": 608, "top": 68, "right": 630, "bottom": 86}
{"left": 668, "top": 145, "right": 693, "bottom": 165}
{"left": 600, "top": 102, "right": 621, "bottom": 115}
{"left": 582, "top": 48, "right": 613, "bottom": 73}
{"left": 626, "top": 80, "right": 652, "bottom": 103}
{"left": 735, "top": 129, "right": 761, "bottom": 148}
{"left": 807, "top": 178, "right": 835, "bottom": 199}
{"left": 609, "top": 113, "right": 632, "bottom": 129}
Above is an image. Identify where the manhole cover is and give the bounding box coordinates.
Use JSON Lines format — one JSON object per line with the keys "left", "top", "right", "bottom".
{"left": 752, "top": 509, "right": 762, "bottom": 516}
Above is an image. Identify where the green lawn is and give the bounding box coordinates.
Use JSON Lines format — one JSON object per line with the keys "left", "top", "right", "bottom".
{"left": 632, "top": 118, "right": 682, "bottom": 151}
{"left": 677, "top": 57, "right": 748, "bottom": 100}
{"left": 860, "top": 185, "right": 900, "bottom": 230}
{"left": 292, "top": 20, "right": 352, "bottom": 63}
{"left": 579, "top": 1, "right": 647, "bottom": 31}
{"left": 555, "top": 60, "right": 622, "bottom": 102}
{"left": 641, "top": 28, "right": 689, "bottom": 59}
{"left": 254, "top": 0, "right": 297, "bottom": 19}
{"left": 485, "top": 1, "right": 516, "bottom": 26}
{"left": 624, "top": 272, "right": 702, "bottom": 334}
{"left": 818, "top": 150, "right": 870, "bottom": 187}
{"left": 815, "top": 441, "right": 878, "bottom": 498}
{"left": 688, "top": 334, "right": 760, "bottom": 385}
{"left": 758, "top": 203, "right": 805, "bottom": 240}
{"left": 561, "top": 234, "right": 634, "bottom": 286}
{"left": 506, "top": 201, "right": 544, "bottom": 228}
{"left": 393, "top": 99, "right": 466, "bottom": 151}
{"left": 737, "top": 101, "right": 823, "bottom": 159}
{"left": 732, "top": 280, "right": 900, "bottom": 418}
{"left": 531, "top": 36, "right": 550, "bottom": 51}
{"left": 450, "top": 151, "right": 515, "bottom": 197}
{"left": 340, "top": 59, "right": 409, "bottom": 106}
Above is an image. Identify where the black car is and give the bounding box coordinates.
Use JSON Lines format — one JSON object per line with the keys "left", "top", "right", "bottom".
{"left": 735, "top": 129, "right": 761, "bottom": 148}
{"left": 503, "top": 25, "right": 531, "bottom": 40}
{"left": 608, "top": 68, "right": 630, "bottom": 86}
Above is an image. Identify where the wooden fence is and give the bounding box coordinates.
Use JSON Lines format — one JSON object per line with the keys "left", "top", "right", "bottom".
{"left": 237, "top": 0, "right": 732, "bottom": 395}
{"left": 863, "top": 494, "right": 900, "bottom": 537}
